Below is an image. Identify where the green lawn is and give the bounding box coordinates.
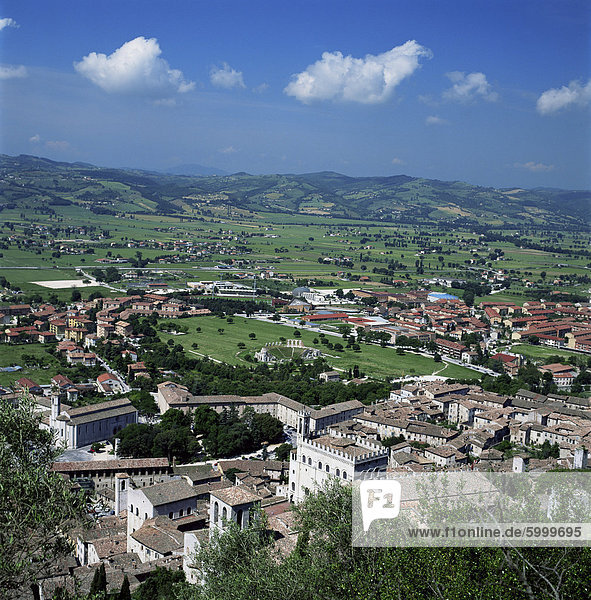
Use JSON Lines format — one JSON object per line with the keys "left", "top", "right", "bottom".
{"left": 510, "top": 344, "right": 581, "bottom": 364}
{"left": 0, "top": 344, "right": 61, "bottom": 387}
{"left": 160, "top": 315, "right": 478, "bottom": 381}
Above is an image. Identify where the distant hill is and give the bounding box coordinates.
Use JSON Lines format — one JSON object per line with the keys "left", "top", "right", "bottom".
{"left": 163, "top": 163, "right": 229, "bottom": 177}
{"left": 0, "top": 154, "right": 588, "bottom": 228}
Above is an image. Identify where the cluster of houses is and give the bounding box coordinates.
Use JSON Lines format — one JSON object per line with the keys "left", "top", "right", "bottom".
{"left": 483, "top": 300, "right": 591, "bottom": 352}
{"left": 0, "top": 293, "right": 212, "bottom": 346}
{"left": 26, "top": 375, "right": 589, "bottom": 596}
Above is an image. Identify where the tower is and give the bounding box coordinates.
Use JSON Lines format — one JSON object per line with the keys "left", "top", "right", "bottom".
{"left": 50, "top": 384, "right": 61, "bottom": 424}
{"left": 574, "top": 447, "right": 588, "bottom": 470}
{"left": 114, "top": 473, "right": 129, "bottom": 516}
{"left": 297, "top": 410, "right": 311, "bottom": 440}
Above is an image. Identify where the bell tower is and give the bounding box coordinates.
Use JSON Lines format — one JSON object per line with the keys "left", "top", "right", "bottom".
{"left": 50, "top": 383, "right": 61, "bottom": 425}
{"left": 297, "top": 410, "right": 311, "bottom": 440}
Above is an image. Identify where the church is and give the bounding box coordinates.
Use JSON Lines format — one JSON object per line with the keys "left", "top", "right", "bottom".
{"left": 46, "top": 390, "right": 137, "bottom": 449}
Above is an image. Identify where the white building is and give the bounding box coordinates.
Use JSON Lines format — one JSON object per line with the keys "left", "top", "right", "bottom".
{"left": 156, "top": 382, "right": 364, "bottom": 431}
{"left": 288, "top": 411, "right": 389, "bottom": 503}
{"left": 127, "top": 479, "right": 200, "bottom": 563}
{"left": 47, "top": 393, "right": 137, "bottom": 449}
{"left": 209, "top": 486, "right": 261, "bottom": 536}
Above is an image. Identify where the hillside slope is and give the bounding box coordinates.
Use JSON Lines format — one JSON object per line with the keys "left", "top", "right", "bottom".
{"left": 0, "top": 155, "right": 588, "bottom": 228}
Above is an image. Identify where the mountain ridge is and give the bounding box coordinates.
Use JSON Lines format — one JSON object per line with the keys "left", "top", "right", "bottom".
{"left": 0, "top": 154, "right": 588, "bottom": 228}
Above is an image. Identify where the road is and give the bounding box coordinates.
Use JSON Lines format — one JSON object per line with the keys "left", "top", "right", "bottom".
{"left": 95, "top": 354, "right": 132, "bottom": 393}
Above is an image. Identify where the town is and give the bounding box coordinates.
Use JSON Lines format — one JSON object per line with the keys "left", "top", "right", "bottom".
{"left": 2, "top": 275, "right": 590, "bottom": 597}
{"left": 2, "top": 1, "right": 591, "bottom": 595}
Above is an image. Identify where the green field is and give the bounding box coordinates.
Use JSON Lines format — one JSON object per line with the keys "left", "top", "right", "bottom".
{"left": 0, "top": 344, "right": 61, "bottom": 387}
{"left": 159, "top": 315, "right": 477, "bottom": 380}
{"left": 510, "top": 344, "right": 581, "bottom": 364}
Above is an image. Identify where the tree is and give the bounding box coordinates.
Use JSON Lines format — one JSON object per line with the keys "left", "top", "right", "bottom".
{"left": 274, "top": 443, "right": 293, "bottom": 461}
{"left": 189, "top": 480, "right": 591, "bottom": 600}
{"left": 70, "top": 288, "right": 82, "bottom": 302}
{"left": 0, "top": 394, "right": 87, "bottom": 597}
{"left": 132, "top": 567, "right": 189, "bottom": 600}
{"left": 250, "top": 412, "right": 284, "bottom": 446}
{"left": 90, "top": 563, "right": 107, "bottom": 597}
{"left": 463, "top": 290, "right": 475, "bottom": 307}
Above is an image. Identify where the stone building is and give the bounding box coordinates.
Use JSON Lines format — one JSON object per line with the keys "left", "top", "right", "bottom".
{"left": 288, "top": 411, "right": 389, "bottom": 503}
{"left": 46, "top": 391, "right": 137, "bottom": 449}
{"left": 156, "top": 382, "right": 364, "bottom": 431}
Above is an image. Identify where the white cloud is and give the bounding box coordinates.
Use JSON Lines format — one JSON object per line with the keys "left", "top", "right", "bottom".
{"left": 210, "top": 63, "right": 245, "bottom": 89}
{"left": 29, "top": 134, "right": 41, "bottom": 143}
{"left": 220, "top": 145, "right": 237, "bottom": 154}
{"left": 391, "top": 157, "right": 405, "bottom": 165}
{"left": 425, "top": 115, "right": 449, "bottom": 126}
{"left": 153, "top": 98, "right": 177, "bottom": 107}
{"left": 252, "top": 82, "right": 269, "bottom": 94}
{"left": 284, "top": 40, "right": 432, "bottom": 104}
{"left": 45, "top": 140, "right": 70, "bottom": 151}
{"left": 0, "top": 17, "right": 18, "bottom": 31}
{"left": 443, "top": 71, "right": 498, "bottom": 102}
{"left": 0, "top": 64, "right": 27, "bottom": 79}
{"left": 536, "top": 79, "right": 591, "bottom": 115}
{"left": 74, "top": 36, "right": 195, "bottom": 96}
{"left": 514, "top": 161, "right": 554, "bottom": 172}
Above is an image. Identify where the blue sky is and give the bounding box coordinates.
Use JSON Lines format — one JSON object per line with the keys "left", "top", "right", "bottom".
{"left": 0, "top": 0, "right": 589, "bottom": 188}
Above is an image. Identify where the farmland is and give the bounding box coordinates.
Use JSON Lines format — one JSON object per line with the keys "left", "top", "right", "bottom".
{"left": 0, "top": 154, "right": 589, "bottom": 392}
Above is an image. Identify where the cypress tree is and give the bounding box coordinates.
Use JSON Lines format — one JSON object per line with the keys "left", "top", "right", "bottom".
{"left": 118, "top": 574, "right": 131, "bottom": 600}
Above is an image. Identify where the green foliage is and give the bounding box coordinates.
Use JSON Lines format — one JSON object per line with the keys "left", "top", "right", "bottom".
{"left": 116, "top": 409, "right": 200, "bottom": 462}
{"left": 274, "top": 443, "right": 293, "bottom": 461}
{"left": 118, "top": 575, "right": 131, "bottom": 600}
{"left": 89, "top": 563, "right": 107, "bottom": 597}
{"left": 0, "top": 394, "right": 87, "bottom": 595}
{"left": 132, "top": 567, "right": 188, "bottom": 600}
{"left": 381, "top": 434, "right": 406, "bottom": 448}
{"left": 530, "top": 440, "right": 560, "bottom": 460}
{"left": 192, "top": 405, "right": 284, "bottom": 459}
{"left": 127, "top": 390, "right": 158, "bottom": 416}
{"left": 188, "top": 480, "right": 591, "bottom": 600}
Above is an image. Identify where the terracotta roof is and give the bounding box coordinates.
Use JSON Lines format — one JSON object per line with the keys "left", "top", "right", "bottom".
{"left": 142, "top": 480, "right": 198, "bottom": 507}
{"left": 210, "top": 486, "right": 261, "bottom": 507}
{"left": 52, "top": 458, "right": 169, "bottom": 472}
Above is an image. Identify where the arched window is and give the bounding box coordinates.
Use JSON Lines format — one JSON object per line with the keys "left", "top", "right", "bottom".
{"left": 214, "top": 502, "right": 219, "bottom": 523}
{"left": 342, "top": 471, "right": 347, "bottom": 480}
{"left": 301, "top": 454, "right": 306, "bottom": 463}
{"left": 318, "top": 461, "right": 322, "bottom": 470}
{"left": 222, "top": 507, "right": 227, "bottom": 521}
{"left": 187, "top": 506, "right": 192, "bottom": 514}
{"left": 135, "top": 508, "right": 139, "bottom": 516}
{"left": 237, "top": 509, "right": 243, "bottom": 528}
{"left": 308, "top": 457, "right": 312, "bottom": 466}
{"left": 130, "top": 504, "right": 134, "bottom": 513}
{"left": 325, "top": 464, "right": 330, "bottom": 473}
{"left": 169, "top": 512, "right": 173, "bottom": 519}
{"left": 144, "top": 513, "right": 148, "bottom": 520}
{"left": 179, "top": 509, "right": 184, "bottom": 517}
{"left": 336, "top": 469, "right": 340, "bottom": 477}
{"left": 291, "top": 482, "right": 296, "bottom": 491}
